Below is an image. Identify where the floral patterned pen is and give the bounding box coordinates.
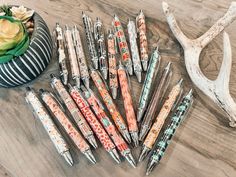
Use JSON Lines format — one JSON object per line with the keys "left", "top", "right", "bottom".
{"left": 118, "top": 62, "right": 139, "bottom": 147}
{"left": 72, "top": 25, "right": 90, "bottom": 88}
{"left": 90, "top": 66, "right": 131, "bottom": 143}
{"left": 107, "top": 29, "right": 118, "bottom": 99}
{"left": 54, "top": 23, "right": 68, "bottom": 85}
{"left": 127, "top": 19, "right": 142, "bottom": 82}
{"left": 146, "top": 89, "right": 193, "bottom": 175}
{"left": 94, "top": 17, "right": 108, "bottom": 80}
{"left": 139, "top": 62, "right": 172, "bottom": 141}
{"left": 25, "top": 87, "right": 73, "bottom": 166}
{"left": 138, "top": 79, "right": 183, "bottom": 162}
{"left": 136, "top": 10, "right": 149, "bottom": 71}
{"left": 137, "top": 47, "right": 161, "bottom": 122}
{"left": 64, "top": 25, "right": 80, "bottom": 88}
{"left": 113, "top": 14, "right": 133, "bottom": 75}
{"left": 50, "top": 74, "right": 97, "bottom": 148}
{"left": 82, "top": 12, "right": 99, "bottom": 69}
{"left": 81, "top": 86, "right": 137, "bottom": 167}
{"left": 39, "top": 89, "right": 96, "bottom": 164}
{"left": 68, "top": 84, "right": 120, "bottom": 163}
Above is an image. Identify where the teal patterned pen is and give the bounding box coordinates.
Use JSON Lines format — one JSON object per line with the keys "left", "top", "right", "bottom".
{"left": 146, "top": 89, "right": 193, "bottom": 175}
{"left": 137, "top": 47, "right": 161, "bottom": 122}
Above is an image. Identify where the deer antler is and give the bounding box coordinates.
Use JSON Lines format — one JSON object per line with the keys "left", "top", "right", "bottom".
{"left": 162, "top": 1, "right": 236, "bottom": 127}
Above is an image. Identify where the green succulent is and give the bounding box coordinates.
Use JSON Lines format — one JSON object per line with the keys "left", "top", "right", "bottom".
{"left": 0, "top": 16, "right": 29, "bottom": 63}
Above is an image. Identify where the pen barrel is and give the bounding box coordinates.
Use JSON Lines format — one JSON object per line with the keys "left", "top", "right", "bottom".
{"left": 141, "top": 64, "right": 172, "bottom": 133}
{"left": 84, "top": 89, "right": 129, "bottom": 154}
{"left": 82, "top": 14, "right": 98, "bottom": 69}
{"left": 150, "top": 91, "right": 193, "bottom": 162}
{"left": 41, "top": 91, "right": 90, "bottom": 153}
{"left": 90, "top": 70, "right": 129, "bottom": 137}
{"left": 50, "top": 77, "right": 94, "bottom": 141}
{"left": 127, "top": 20, "right": 142, "bottom": 73}
{"left": 118, "top": 66, "right": 138, "bottom": 133}
{"left": 108, "top": 32, "right": 118, "bottom": 89}
{"left": 70, "top": 87, "right": 116, "bottom": 151}
{"left": 113, "top": 16, "right": 132, "bottom": 73}
{"left": 25, "top": 90, "right": 69, "bottom": 155}
{"left": 64, "top": 28, "right": 80, "bottom": 79}
{"left": 138, "top": 49, "right": 161, "bottom": 121}
{"left": 72, "top": 26, "right": 89, "bottom": 81}
{"left": 136, "top": 11, "right": 148, "bottom": 64}
{"left": 143, "top": 83, "right": 182, "bottom": 149}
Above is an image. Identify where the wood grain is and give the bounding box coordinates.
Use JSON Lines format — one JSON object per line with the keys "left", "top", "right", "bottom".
{"left": 0, "top": 0, "right": 236, "bottom": 177}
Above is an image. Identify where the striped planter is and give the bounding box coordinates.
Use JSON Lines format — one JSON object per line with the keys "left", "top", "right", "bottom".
{"left": 0, "top": 12, "right": 52, "bottom": 88}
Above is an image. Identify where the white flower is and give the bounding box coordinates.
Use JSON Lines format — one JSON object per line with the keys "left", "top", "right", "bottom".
{"left": 10, "top": 5, "right": 34, "bottom": 23}
{"left": 0, "top": 12, "right": 5, "bottom": 16}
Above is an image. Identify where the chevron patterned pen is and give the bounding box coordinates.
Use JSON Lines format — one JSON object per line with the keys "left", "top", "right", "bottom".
{"left": 68, "top": 84, "right": 120, "bottom": 163}
{"left": 25, "top": 87, "right": 73, "bottom": 166}
{"left": 137, "top": 47, "right": 161, "bottom": 122}
{"left": 113, "top": 14, "right": 133, "bottom": 75}
{"left": 82, "top": 12, "right": 99, "bottom": 69}
{"left": 138, "top": 79, "right": 183, "bottom": 162}
{"left": 72, "top": 25, "right": 90, "bottom": 88}
{"left": 127, "top": 19, "right": 142, "bottom": 82}
{"left": 118, "top": 62, "right": 139, "bottom": 146}
{"left": 136, "top": 10, "right": 148, "bottom": 71}
{"left": 107, "top": 29, "right": 118, "bottom": 99}
{"left": 50, "top": 74, "right": 97, "bottom": 148}
{"left": 90, "top": 66, "right": 131, "bottom": 143}
{"left": 39, "top": 89, "right": 96, "bottom": 164}
{"left": 146, "top": 89, "right": 193, "bottom": 175}
{"left": 81, "top": 86, "right": 137, "bottom": 168}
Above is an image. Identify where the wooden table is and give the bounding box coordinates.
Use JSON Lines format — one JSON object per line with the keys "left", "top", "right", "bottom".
{"left": 1, "top": 0, "right": 236, "bottom": 176}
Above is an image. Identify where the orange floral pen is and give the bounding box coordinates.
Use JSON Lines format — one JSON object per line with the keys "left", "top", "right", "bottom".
{"left": 118, "top": 62, "right": 139, "bottom": 146}
{"left": 90, "top": 66, "right": 131, "bottom": 143}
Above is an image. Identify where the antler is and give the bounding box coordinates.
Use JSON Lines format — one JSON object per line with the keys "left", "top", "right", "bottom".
{"left": 162, "top": 1, "right": 236, "bottom": 127}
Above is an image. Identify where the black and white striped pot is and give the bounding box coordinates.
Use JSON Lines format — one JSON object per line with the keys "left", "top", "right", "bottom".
{"left": 0, "top": 12, "right": 52, "bottom": 88}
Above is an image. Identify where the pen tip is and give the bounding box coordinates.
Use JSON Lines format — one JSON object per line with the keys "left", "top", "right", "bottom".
{"left": 142, "top": 61, "right": 148, "bottom": 71}
{"left": 62, "top": 151, "right": 74, "bottom": 166}
{"left": 50, "top": 73, "right": 55, "bottom": 78}
{"left": 177, "top": 78, "right": 183, "bottom": 86}
{"left": 109, "top": 149, "right": 121, "bottom": 164}
{"left": 165, "top": 62, "right": 172, "bottom": 70}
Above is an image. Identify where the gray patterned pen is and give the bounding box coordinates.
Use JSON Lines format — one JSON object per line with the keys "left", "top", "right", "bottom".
{"left": 82, "top": 12, "right": 99, "bottom": 69}
{"left": 25, "top": 87, "right": 73, "bottom": 166}
{"left": 94, "top": 17, "right": 108, "bottom": 80}
{"left": 137, "top": 47, "right": 161, "bottom": 122}
{"left": 50, "top": 74, "right": 97, "bottom": 149}
{"left": 146, "top": 89, "right": 193, "bottom": 175}
{"left": 127, "top": 19, "right": 142, "bottom": 82}
{"left": 64, "top": 25, "right": 80, "bottom": 88}
{"left": 72, "top": 25, "right": 90, "bottom": 88}
{"left": 139, "top": 62, "right": 172, "bottom": 141}
{"left": 55, "top": 23, "right": 68, "bottom": 85}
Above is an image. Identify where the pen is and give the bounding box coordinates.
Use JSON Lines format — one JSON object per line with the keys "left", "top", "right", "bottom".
{"left": 139, "top": 62, "right": 172, "bottom": 141}
{"left": 39, "top": 89, "right": 96, "bottom": 164}
{"left": 64, "top": 25, "right": 81, "bottom": 88}
{"left": 81, "top": 86, "right": 137, "bottom": 167}
{"left": 25, "top": 87, "right": 73, "bottom": 166}
{"left": 90, "top": 66, "right": 131, "bottom": 143}
{"left": 72, "top": 25, "right": 90, "bottom": 88}
{"left": 68, "top": 85, "right": 120, "bottom": 163}
{"left": 138, "top": 79, "right": 183, "bottom": 162}
{"left": 50, "top": 74, "right": 97, "bottom": 148}
{"left": 136, "top": 10, "right": 148, "bottom": 71}
{"left": 54, "top": 23, "right": 68, "bottom": 85}
{"left": 113, "top": 14, "right": 133, "bottom": 75}
{"left": 118, "top": 62, "right": 139, "bottom": 147}
{"left": 127, "top": 19, "right": 142, "bottom": 82}
{"left": 94, "top": 17, "right": 108, "bottom": 80}
{"left": 146, "top": 89, "right": 193, "bottom": 175}
{"left": 137, "top": 47, "right": 161, "bottom": 122}
{"left": 82, "top": 12, "right": 99, "bottom": 69}
{"left": 107, "top": 29, "right": 118, "bottom": 99}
